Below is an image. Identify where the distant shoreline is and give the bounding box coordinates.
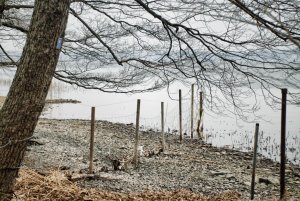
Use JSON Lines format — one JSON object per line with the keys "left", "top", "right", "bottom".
{"left": 0, "top": 96, "right": 81, "bottom": 108}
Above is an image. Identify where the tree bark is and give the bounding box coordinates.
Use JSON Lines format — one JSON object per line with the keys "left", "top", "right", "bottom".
{"left": 0, "top": 0, "right": 70, "bottom": 200}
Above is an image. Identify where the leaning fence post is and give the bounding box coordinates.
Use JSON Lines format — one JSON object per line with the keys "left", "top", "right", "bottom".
{"left": 250, "top": 123, "right": 259, "bottom": 200}
{"left": 190, "top": 84, "right": 194, "bottom": 139}
{"left": 89, "top": 106, "right": 96, "bottom": 174}
{"left": 179, "top": 89, "right": 183, "bottom": 143}
{"left": 161, "top": 102, "right": 165, "bottom": 151}
{"left": 133, "top": 99, "right": 141, "bottom": 168}
{"left": 280, "top": 88, "right": 287, "bottom": 199}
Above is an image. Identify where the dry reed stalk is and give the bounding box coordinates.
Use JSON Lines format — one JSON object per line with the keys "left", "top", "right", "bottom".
{"left": 12, "top": 167, "right": 290, "bottom": 201}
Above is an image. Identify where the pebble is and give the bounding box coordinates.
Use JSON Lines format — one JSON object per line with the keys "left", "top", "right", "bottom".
{"left": 22, "top": 119, "right": 300, "bottom": 200}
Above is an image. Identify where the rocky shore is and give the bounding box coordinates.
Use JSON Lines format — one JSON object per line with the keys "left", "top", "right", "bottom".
{"left": 22, "top": 119, "right": 300, "bottom": 200}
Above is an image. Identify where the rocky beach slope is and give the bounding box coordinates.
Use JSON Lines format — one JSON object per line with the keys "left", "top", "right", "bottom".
{"left": 20, "top": 119, "right": 300, "bottom": 200}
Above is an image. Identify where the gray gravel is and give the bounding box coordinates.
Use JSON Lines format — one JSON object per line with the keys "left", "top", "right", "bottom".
{"left": 24, "top": 119, "right": 300, "bottom": 200}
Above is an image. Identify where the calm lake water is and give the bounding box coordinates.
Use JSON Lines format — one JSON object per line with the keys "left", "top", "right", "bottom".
{"left": 1, "top": 70, "right": 299, "bottom": 166}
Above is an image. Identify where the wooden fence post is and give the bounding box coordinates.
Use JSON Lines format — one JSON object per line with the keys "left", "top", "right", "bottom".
{"left": 89, "top": 106, "right": 95, "bottom": 174}
{"left": 280, "top": 88, "right": 287, "bottom": 199}
{"left": 133, "top": 99, "right": 141, "bottom": 168}
{"left": 191, "top": 84, "right": 194, "bottom": 139}
{"left": 197, "top": 92, "right": 203, "bottom": 139}
{"left": 179, "top": 89, "right": 182, "bottom": 143}
{"left": 250, "top": 123, "right": 259, "bottom": 200}
{"left": 161, "top": 102, "right": 165, "bottom": 151}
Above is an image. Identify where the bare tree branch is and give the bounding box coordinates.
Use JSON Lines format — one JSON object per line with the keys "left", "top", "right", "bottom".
{"left": 2, "top": 21, "right": 28, "bottom": 33}
{"left": 70, "top": 7, "right": 122, "bottom": 65}
{"left": 228, "top": 0, "right": 300, "bottom": 49}
{"left": 1, "top": 4, "right": 34, "bottom": 10}
{"left": 1, "top": 0, "right": 299, "bottom": 115}
{"left": 0, "top": 44, "right": 17, "bottom": 65}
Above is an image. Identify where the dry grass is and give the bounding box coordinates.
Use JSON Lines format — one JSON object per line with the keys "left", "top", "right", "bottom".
{"left": 13, "top": 168, "right": 246, "bottom": 201}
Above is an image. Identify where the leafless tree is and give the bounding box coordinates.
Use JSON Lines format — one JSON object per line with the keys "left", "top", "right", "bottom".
{"left": 0, "top": 1, "right": 70, "bottom": 200}
{"left": 1, "top": 0, "right": 299, "bottom": 110}
{"left": 0, "top": 1, "right": 299, "bottom": 199}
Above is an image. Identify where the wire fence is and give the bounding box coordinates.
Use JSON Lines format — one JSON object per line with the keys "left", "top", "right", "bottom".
{"left": 1, "top": 87, "right": 300, "bottom": 168}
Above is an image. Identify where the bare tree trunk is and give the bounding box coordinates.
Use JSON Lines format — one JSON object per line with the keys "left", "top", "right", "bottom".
{"left": 0, "top": 0, "right": 70, "bottom": 200}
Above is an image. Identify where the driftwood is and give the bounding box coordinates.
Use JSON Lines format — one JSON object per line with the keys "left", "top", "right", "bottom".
{"left": 68, "top": 174, "right": 103, "bottom": 182}
{"left": 68, "top": 173, "right": 121, "bottom": 182}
